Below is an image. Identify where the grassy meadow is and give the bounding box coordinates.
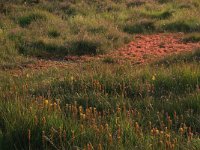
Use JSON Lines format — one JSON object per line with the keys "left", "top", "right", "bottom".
{"left": 0, "top": 0, "right": 200, "bottom": 150}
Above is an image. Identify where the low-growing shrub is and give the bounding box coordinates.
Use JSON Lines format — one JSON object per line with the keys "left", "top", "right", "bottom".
{"left": 48, "top": 30, "right": 60, "bottom": 38}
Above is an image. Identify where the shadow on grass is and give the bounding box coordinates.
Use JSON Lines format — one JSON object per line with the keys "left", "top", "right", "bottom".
{"left": 123, "top": 19, "right": 156, "bottom": 34}
{"left": 153, "top": 49, "right": 200, "bottom": 66}
{"left": 19, "top": 40, "right": 68, "bottom": 59}
{"left": 162, "top": 21, "right": 200, "bottom": 32}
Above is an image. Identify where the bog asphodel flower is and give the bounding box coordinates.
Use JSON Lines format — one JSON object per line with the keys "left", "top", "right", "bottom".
{"left": 108, "top": 133, "right": 112, "bottom": 144}
{"left": 179, "top": 127, "right": 184, "bottom": 135}
{"left": 98, "top": 143, "right": 102, "bottom": 150}
{"left": 70, "top": 76, "right": 74, "bottom": 81}
{"left": 155, "top": 129, "right": 159, "bottom": 135}
{"left": 44, "top": 100, "right": 48, "bottom": 106}
{"left": 42, "top": 117, "right": 46, "bottom": 126}
{"left": 165, "top": 133, "right": 170, "bottom": 139}
{"left": 34, "top": 115, "right": 38, "bottom": 125}
{"left": 71, "top": 130, "right": 75, "bottom": 143}
{"left": 152, "top": 75, "right": 156, "bottom": 81}
{"left": 105, "top": 123, "right": 109, "bottom": 131}
{"left": 53, "top": 102, "right": 57, "bottom": 110}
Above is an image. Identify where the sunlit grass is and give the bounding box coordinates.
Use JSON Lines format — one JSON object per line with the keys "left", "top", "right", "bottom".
{"left": 0, "top": 0, "right": 200, "bottom": 149}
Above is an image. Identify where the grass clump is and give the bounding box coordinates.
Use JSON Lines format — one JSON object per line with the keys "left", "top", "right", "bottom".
{"left": 48, "top": 29, "right": 60, "bottom": 38}
{"left": 124, "top": 19, "right": 155, "bottom": 34}
{"left": 18, "top": 12, "right": 47, "bottom": 27}
{"left": 126, "top": 1, "right": 145, "bottom": 7}
{"left": 70, "top": 38, "right": 102, "bottom": 56}
{"left": 102, "top": 57, "right": 118, "bottom": 64}
{"left": 182, "top": 33, "right": 200, "bottom": 43}
{"left": 143, "top": 9, "right": 174, "bottom": 19}
{"left": 19, "top": 39, "right": 68, "bottom": 58}
{"left": 162, "top": 20, "right": 200, "bottom": 32}
{"left": 155, "top": 49, "right": 200, "bottom": 66}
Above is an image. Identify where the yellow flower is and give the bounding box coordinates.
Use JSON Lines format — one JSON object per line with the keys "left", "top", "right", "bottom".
{"left": 179, "top": 127, "right": 184, "bottom": 134}
{"left": 44, "top": 100, "right": 49, "bottom": 105}
{"left": 70, "top": 76, "right": 74, "bottom": 81}
{"left": 152, "top": 75, "right": 156, "bottom": 81}
{"left": 155, "top": 129, "right": 159, "bottom": 135}
{"left": 165, "top": 133, "right": 170, "bottom": 139}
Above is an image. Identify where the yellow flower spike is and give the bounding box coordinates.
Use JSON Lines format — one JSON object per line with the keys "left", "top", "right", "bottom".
{"left": 171, "top": 143, "right": 175, "bottom": 149}
{"left": 53, "top": 102, "right": 57, "bottom": 110}
{"left": 34, "top": 115, "right": 38, "bottom": 125}
{"left": 80, "top": 124, "right": 84, "bottom": 133}
{"left": 152, "top": 75, "right": 156, "bottom": 81}
{"left": 135, "top": 122, "right": 139, "bottom": 130}
{"left": 100, "top": 125, "right": 104, "bottom": 132}
{"left": 165, "top": 133, "right": 170, "bottom": 140}
{"left": 42, "top": 117, "right": 46, "bottom": 126}
{"left": 165, "top": 127, "right": 168, "bottom": 132}
{"left": 188, "top": 132, "right": 193, "bottom": 141}
{"left": 179, "top": 127, "right": 184, "bottom": 135}
{"left": 160, "top": 131, "right": 164, "bottom": 136}
{"left": 149, "top": 144, "right": 153, "bottom": 148}
{"left": 98, "top": 143, "right": 102, "bottom": 150}
{"left": 108, "top": 133, "right": 113, "bottom": 144}
{"left": 173, "top": 138, "right": 178, "bottom": 144}
{"left": 159, "top": 140, "right": 163, "bottom": 146}
{"left": 87, "top": 143, "right": 93, "bottom": 150}
{"left": 155, "top": 129, "right": 159, "bottom": 135}
{"left": 29, "top": 107, "right": 32, "bottom": 112}
{"left": 82, "top": 114, "right": 86, "bottom": 120}
{"left": 174, "top": 111, "right": 177, "bottom": 119}
{"left": 66, "top": 104, "right": 69, "bottom": 110}
{"left": 149, "top": 121, "right": 152, "bottom": 129}
{"left": 151, "top": 129, "right": 154, "bottom": 135}
{"left": 0, "top": 29, "right": 3, "bottom": 35}
{"left": 105, "top": 123, "right": 109, "bottom": 131}
{"left": 79, "top": 106, "right": 83, "bottom": 113}
{"left": 70, "top": 76, "right": 74, "bottom": 81}
{"left": 44, "top": 100, "right": 49, "bottom": 106}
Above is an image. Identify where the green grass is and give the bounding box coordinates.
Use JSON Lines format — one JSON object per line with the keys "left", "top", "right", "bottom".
{"left": 0, "top": 0, "right": 200, "bottom": 149}
{"left": 18, "top": 12, "right": 47, "bottom": 27}
{"left": 183, "top": 33, "right": 200, "bottom": 43}
{"left": 0, "top": 0, "right": 199, "bottom": 62}
{"left": 123, "top": 18, "right": 156, "bottom": 34}
{"left": 0, "top": 50, "right": 200, "bottom": 149}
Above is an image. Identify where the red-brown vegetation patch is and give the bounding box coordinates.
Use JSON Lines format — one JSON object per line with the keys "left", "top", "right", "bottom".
{"left": 104, "top": 33, "right": 200, "bottom": 64}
